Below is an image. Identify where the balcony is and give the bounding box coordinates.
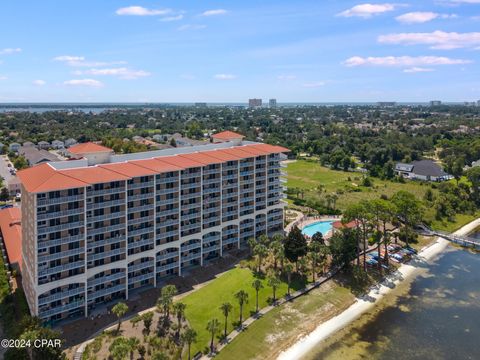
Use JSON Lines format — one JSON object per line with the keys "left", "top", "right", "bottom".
{"left": 38, "top": 234, "right": 85, "bottom": 250}
{"left": 157, "top": 208, "right": 178, "bottom": 217}
{"left": 37, "top": 207, "right": 84, "bottom": 221}
{"left": 223, "top": 173, "right": 237, "bottom": 181}
{"left": 88, "top": 187, "right": 125, "bottom": 197}
{"left": 157, "top": 262, "right": 178, "bottom": 273}
{"left": 203, "top": 168, "right": 220, "bottom": 175}
{"left": 88, "top": 284, "right": 126, "bottom": 301}
{"left": 157, "top": 252, "right": 178, "bottom": 262}
{"left": 181, "top": 171, "right": 201, "bottom": 180}
{"left": 223, "top": 228, "right": 238, "bottom": 236}
{"left": 203, "top": 243, "right": 221, "bottom": 252}
{"left": 87, "top": 212, "right": 124, "bottom": 223}
{"left": 182, "top": 212, "right": 200, "bottom": 221}
{"left": 182, "top": 202, "right": 201, "bottom": 210}
{"left": 157, "top": 198, "right": 178, "bottom": 207}
{"left": 88, "top": 247, "right": 125, "bottom": 261}
{"left": 203, "top": 186, "right": 220, "bottom": 194}
{"left": 128, "top": 226, "right": 154, "bottom": 238}
{"left": 203, "top": 206, "right": 220, "bottom": 215}
{"left": 223, "top": 237, "right": 238, "bottom": 246}
{"left": 38, "top": 247, "right": 84, "bottom": 263}
{"left": 181, "top": 252, "right": 201, "bottom": 263}
{"left": 128, "top": 215, "right": 154, "bottom": 226}
{"left": 156, "top": 187, "right": 178, "bottom": 196}
{"left": 129, "top": 192, "right": 154, "bottom": 202}
{"left": 87, "top": 199, "right": 125, "bottom": 210}
{"left": 38, "top": 260, "right": 84, "bottom": 277}
{"left": 38, "top": 286, "right": 85, "bottom": 306}
{"left": 129, "top": 180, "right": 154, "bottom": 190}
{"left": 128, "top": 238, "right": 154, "bottom": 251}
{"left": 240, "top": 230, "right": 254, "bottom": 239}
{"left": 240, "top": 170, "right": 254, "bottom": 176}
{"left": 128, "top": 261, "right": 154, "bottom": 273}
{"left": 182, "top": 192, "right": 201, "bottom": 201}
{"left": 181, "top": 223, "right": 201, "bottom": 232}
{"left": 39, "top": 300, "right": 85, "bottom": 318}
{"left": 87, "top": 236, "right": 125, "bottom": 250}
{"left": 223, "top": 210, "right": 238, "bottom": 218}
{"left": 181, "top": 242, "right": 201, "bottom": 252}
{"left": 156, "top": 218, "right": 178, "bottom": 228}
{"left": 129, "top": 272, "right": 154, "bottom": 284}
{"left": 157, "top": 176, "right": 178, "bottom": 184}
{"left": 157, "top": 230, "right": 179, "bottom": 239}
{"left": 37, "top": 194, "right": 84, "bottom": 207}
{"left": 88, "top": 272, "right": 125, "bottom": 287}
{"left": 38, "top": 221, "right": 84, "bottom": 235}
{"left": 88, "top": 223, "right": 125, "bottom": 236}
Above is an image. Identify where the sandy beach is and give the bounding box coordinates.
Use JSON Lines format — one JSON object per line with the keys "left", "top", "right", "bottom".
{"left": 277, "top": 219, "right": 480, "bottom": 360}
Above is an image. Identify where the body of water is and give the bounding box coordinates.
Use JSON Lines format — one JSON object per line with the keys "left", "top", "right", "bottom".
{"left": 305, "top": 242, "right": 480, "bottom": 360}
{"left": 301, "top": 221, "right": 333, "bottom": 237}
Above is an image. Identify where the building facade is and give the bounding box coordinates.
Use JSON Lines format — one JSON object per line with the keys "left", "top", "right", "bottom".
{"left": 248, "top": 98, "right": 262, "bottom": 108}
{"left": 18, "top": 138, "right": 288, "bottom": 323}
{"left": 269, "top": 99, "right": 277, "bottom": 108}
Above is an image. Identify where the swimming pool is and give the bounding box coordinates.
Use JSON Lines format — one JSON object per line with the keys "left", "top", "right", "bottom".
{"left": 301, "top": 221, "right": 334, "bottom": 237}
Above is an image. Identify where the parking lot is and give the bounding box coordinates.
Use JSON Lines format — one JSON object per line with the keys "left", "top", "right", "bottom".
{"left": 0, "top": 154, "right": 15, "bottom": 185}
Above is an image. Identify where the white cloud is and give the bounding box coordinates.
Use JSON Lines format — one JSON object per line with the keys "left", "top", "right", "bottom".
{"left": 449, "top": 0, "right": 480, "bottom": 3}
{"left": 277, "top": 75, "right": 297, "bottom": 80}
{"left": 378, "top": 30, "right": 480, "bottom": 49}
{"left": 63, "top": 79, "right": 103, "bottom": 87}
{"left": 0, "top": 48, "right": 22, "bottom": 55}
{"left": 33, "top": 79, "right": 46, "bottom": 86}
{"left": 0, "top": 75, "right": 7, "bottom": 80}
{"left": 75, "top": 67, "right": 151, "bottom": 80}
{"left": 160, "top": 14, "right": 184, "bottom": 22}
{"left": 180, "top": 74, "right": 196, "bottom": 80}
{"left": 201, "top": 9, "right": 228, "bottom": 16}
{"left": 54, "top": 55, "right": 127, "bottom": 67}
{"left": 116, "top": 6, "right": 171, "bottom": 16}
{"left": 214, "top": 74, "right": 236, "bottom": 80}
{"left": 344, "top": 55, "right": 471, "bottom": 67}
{"left": 395, "top": 12, "right": 456, "bottom": 24}
{"left": 403, "top": 67, "right": 435, "bottom": 73}
{"left": 177, "top": 24, "right": 207, "bottom": 31}
{"left": 337, "top": 3, "right": 400, "bottom": 18}
{"left": 303, "top": 81, "right": 326, "bottom": 88}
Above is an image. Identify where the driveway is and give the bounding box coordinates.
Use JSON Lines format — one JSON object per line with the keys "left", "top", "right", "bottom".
{"left": 0, "top": 155, "right": 14, "bottom": 186}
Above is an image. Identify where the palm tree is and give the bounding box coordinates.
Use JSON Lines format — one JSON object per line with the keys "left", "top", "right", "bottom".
{"left": 142, "top": 311, "right": 154, "bottom": 334}
{"left": 109, "top": 337, "right": 130, "bottom": 360}
{"left": 251, "top": 279, "right": 264, "bottom": 313}
{"left": 157, "top": 285, "right": 177, "bottom": 320}
{"left": 234, "top": 290, "right": 249, "bottom": 325}
{"left": 247, "top": 237, "right": 257, "bottom": 256}
{"left": 270, "top": 237, "right": 284, "bottom": 271}
{"left": 181, "top": 328, "right": 197, "bottom": 360}
{"left": 173, "top": 302, "right": 186, "bottom": 336}
{"left": 112, "top": 302, "right": 128, "bottom": 334}
{"left": 127, "top": 337, "right": 140, "bottom": 360}
{"left": 284, "top": 263, "right": 293, "bottom": 296}
{"left": 253, "top": 243, "right": 268, "bottom": 273}
{"left": 206, "top": 318, "right": 221, "bottom": 353}
{"left": 308, "top": 251, "right": 320, "bottom": 282}
{"left": 219, "top": 302, "right": 233, "bottom": 338}
{"left": 267, "top": 275, "right": 281, "bottom": 303}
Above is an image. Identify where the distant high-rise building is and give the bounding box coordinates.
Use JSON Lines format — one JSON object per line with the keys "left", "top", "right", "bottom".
{"left": 430, "top": 100, "right": 442, "bottom": 106}
{"left": 477, "top": 100, "right": 480, "bottom": 107}
{"left": 248, "top": 98, "right": 262, "bottom": 108}
{"left": 269, "top": 99, "right": 277, "bottom": 108}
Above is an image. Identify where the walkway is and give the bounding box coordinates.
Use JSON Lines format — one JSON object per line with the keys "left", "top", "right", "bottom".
{"left": 418, "top": 223, "right": 480, "bottom": 250}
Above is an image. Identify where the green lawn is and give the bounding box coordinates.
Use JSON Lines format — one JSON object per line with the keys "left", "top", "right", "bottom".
{"left": 215, "top": 282, "right": 355, "bottom": 360}
{"left": 286, "top": 160, "right": 431, "bottom": 211}
{"left": 182, "top": 266, "right": 305, "bottom": 356}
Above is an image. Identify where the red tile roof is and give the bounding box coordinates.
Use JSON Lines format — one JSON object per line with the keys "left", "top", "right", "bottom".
{"left": 332, "top": 220, "right": 359, "bottom": 230}
{"left": 131, "top": 158, "right": 183, "bottom": 173}
{"left": 18, "top": 143, "right": 290, "bottom": 192}
{"left": 99, "top": 162, "right": 158, "bottom": 177}
{"left": 0, "top": 207, "right": 22, "bottom": 270}
{"left": 17, "top": 163, "right": 89, "bottom": 193}
{"left": 61, "top": 166, "right": 130, "bottom": 184}
{"left": 178, "top": 153, "right": 223, "bottom": 165}
{"left": 211, "top": 131, "right": 245, "bottom": 140}
{"left": 68, "top": 142, "right": 113, "bottom": 154}
{"left": 156, "top": 155, "right": 204, "bottom": 169}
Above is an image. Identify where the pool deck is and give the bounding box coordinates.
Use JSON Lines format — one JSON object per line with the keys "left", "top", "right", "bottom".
{"left": 287, "top": 215, "right": 342, "bottom": 239}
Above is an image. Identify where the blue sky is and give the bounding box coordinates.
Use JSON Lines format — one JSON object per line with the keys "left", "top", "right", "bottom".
{"left": 0, "top": 0, "right": 479, "bottom": 102}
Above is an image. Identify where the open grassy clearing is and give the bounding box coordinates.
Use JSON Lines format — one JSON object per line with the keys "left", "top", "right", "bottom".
{"left": 286, "top": 159, "right": 478, "bottom": 232}
{"left": 215, "top": 281, "right": 355, "bottom": 360}
{"left": 182, "top": 266, "right": 306, "bottom": 356}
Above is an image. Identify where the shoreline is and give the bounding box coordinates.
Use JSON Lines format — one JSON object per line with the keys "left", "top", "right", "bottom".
{"left": 277, "top": 218, "right": 480, "bottom": 360}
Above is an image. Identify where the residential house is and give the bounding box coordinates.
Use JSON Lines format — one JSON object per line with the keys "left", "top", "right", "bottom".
{"left": 395, "top": 160, "right": 452, "bottom": 182}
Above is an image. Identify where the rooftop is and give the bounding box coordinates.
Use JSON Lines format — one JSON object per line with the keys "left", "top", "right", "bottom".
{"left": 211, "top": 130, "right": 245, "bottom": 140}
{"left": 18, "top": 142, "right": 290, "bottom": 193}
{"left": 0, "top": 207, "right": 22, "bottom": 270}
{"left": 68, "top": 142, "right": 113, "bottom": 154}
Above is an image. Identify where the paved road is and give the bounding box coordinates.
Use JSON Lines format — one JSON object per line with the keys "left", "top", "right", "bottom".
{"left": 0, "top": 155, "right": 14, "bottom": 186}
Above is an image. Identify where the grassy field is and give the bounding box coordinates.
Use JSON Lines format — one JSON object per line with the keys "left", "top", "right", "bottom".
{"left": 182, "top": 266, "right": 305, "bottom": 356}
{"left": 286, "top": 159, "right": 431, "bottom": 211}
{"left": 215, "top": 281, "right": 355, "bottom": 360}
{"left": 286, "top": 159, "right": 478, "bottom": 232}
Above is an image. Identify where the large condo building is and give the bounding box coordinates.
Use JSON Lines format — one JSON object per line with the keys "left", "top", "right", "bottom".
{"left": 17, "top": 132, "right": 288, "bottom": 323}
